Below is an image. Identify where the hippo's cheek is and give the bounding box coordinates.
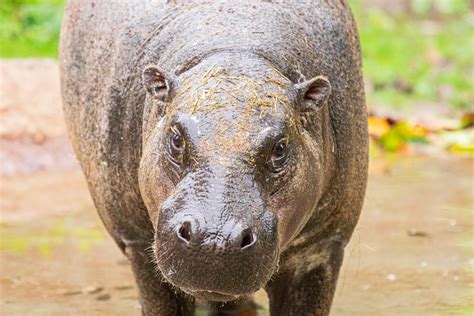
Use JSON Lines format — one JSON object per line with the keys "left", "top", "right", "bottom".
{"left": 138, "top": 158, "right": 174, "bottom": 229}
{"left": 270, "top": 155, "right": 322, "bottom": 247}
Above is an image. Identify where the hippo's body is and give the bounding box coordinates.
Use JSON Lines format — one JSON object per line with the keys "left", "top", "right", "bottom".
{"left": 60, "top": 1, "right": 368, "bottom": 315}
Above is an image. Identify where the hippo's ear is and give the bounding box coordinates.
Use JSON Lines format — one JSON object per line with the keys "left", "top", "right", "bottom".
{"left": 142, "top": 65, "right": 173, "bottom": 102}
{"left": 295, "top": 76, "right": 332, "bottom": 112}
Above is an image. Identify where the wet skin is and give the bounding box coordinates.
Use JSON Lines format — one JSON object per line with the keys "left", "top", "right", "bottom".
{"left": 60, "top": 1, "right": 368, "bottom": 315}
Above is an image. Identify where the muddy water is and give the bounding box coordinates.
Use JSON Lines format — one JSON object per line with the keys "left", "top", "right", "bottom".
{"left": 1, "top": 60, "right": 473, "bottom": 315}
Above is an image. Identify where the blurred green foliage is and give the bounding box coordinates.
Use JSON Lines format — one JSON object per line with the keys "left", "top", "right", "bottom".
{"left": 0, "top": 0, "right": 472, "bottom": 110}
{"left": 348, "top": 0, "right": 473, "bottom": 110}
{"left": 0, "top": 0, "right": 64, "bottom": 58}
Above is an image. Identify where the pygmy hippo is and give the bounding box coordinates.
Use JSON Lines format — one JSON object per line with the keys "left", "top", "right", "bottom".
{"left": 60, "top": 1, "right": 368, "bottom": 315}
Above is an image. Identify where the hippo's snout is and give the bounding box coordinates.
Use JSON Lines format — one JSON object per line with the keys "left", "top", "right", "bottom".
{"left": 155, "top": 205, "right": 279, "bottom": 302}
{"left": 176, "top": 220, "right": 256, "bottom": 250}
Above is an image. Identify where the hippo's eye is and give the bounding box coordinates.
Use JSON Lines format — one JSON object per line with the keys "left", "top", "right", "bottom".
{"left": 168, "top": 126, "right": 185, "bottom": 164}
{"left": 270, "top": 138, "right": 288, "bottom": 170}
{"left": 171, "top": 131, "right": 183, "bottom": 150}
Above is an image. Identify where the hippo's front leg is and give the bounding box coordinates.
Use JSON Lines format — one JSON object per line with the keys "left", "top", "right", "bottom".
{"left": 124, "top": 243, "right": 195, "bottom": 316}
{"left": 265, "top": 244, "right": 344, "bottom": 316}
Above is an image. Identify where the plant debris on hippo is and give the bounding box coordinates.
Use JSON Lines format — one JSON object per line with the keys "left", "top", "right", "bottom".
{"left": 60, "top": 1, "right": 368, "bottom": 315}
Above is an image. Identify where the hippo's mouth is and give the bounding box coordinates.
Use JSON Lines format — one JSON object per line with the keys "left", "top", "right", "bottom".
{"left": 186, "top": 289, "right": 242, "bottom": 302}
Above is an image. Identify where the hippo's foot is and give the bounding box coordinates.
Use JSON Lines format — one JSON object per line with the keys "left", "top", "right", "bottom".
{"left": 124, "top": 243, "right": 195, "bottom": 316}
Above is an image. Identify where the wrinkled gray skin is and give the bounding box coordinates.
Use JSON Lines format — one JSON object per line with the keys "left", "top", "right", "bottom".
{"left": 60, "top": 1, "right": 368, "bottom": 315}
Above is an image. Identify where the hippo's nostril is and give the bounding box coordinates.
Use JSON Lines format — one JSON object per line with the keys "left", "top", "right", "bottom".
{"left": 240, "top": 228, "right": 256, "bottom": 249}
{"left": 178, "top": 222, "right": 192, "bottom": 243}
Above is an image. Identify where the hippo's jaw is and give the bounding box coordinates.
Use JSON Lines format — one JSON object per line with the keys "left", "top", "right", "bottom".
{"left": 153, "top": 242, "right": 279, "bottom": 302}
{"left": 187, "top": 290, "right": 240, "bottom": 302}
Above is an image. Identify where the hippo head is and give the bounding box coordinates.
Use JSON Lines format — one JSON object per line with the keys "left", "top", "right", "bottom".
{"left": 138, "top": 52, "right": 334, "bottom": 302}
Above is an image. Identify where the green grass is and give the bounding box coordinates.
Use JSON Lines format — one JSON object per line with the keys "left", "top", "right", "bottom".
{"left": 0, "top": 0, "right": 472, "bottom": 110}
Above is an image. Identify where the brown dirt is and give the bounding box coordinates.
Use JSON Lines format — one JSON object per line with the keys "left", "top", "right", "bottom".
{"left": 0, "top": 59, "right": 76, "bottom": 176}
{"left": 0, "top": 60, "right": 472, "bottom": 315}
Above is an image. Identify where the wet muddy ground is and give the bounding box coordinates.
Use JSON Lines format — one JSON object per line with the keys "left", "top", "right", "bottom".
{"left": 1, "top": 60, "right": 472, "bottom": 315}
